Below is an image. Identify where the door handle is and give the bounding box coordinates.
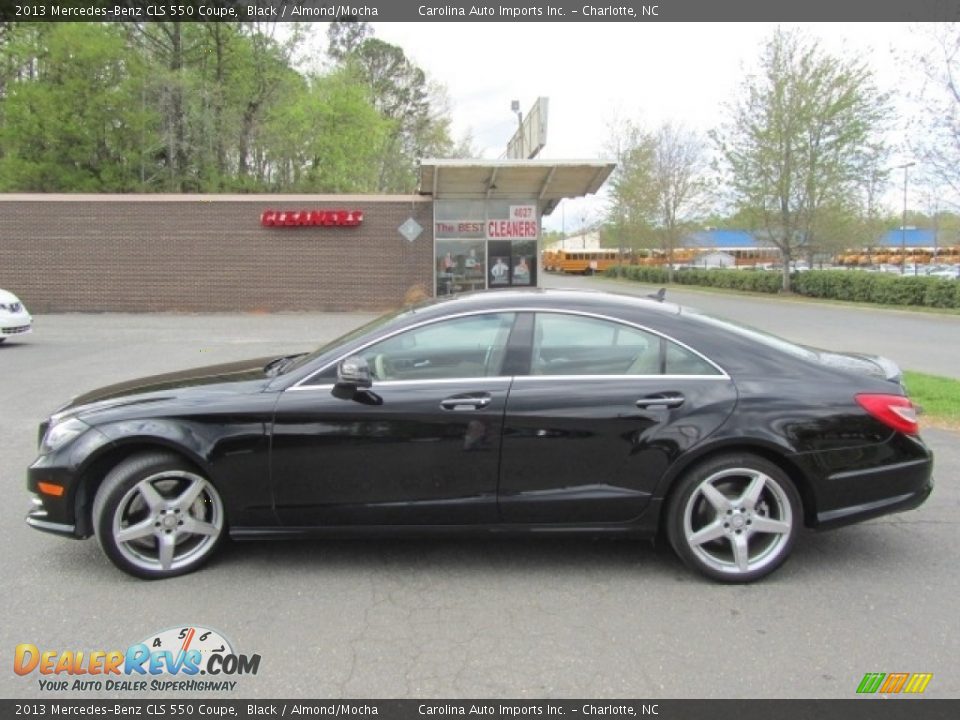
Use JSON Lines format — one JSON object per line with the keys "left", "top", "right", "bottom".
{"left": 441, "top": 394, "right": 492, "bottom": 411}
{"left": 635, "top": 394, "right": 685, "bottom": 409}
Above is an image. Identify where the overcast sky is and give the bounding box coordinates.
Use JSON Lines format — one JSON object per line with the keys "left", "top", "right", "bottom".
{"left": 312, "top": 23, "right": 935, "bottom": 231}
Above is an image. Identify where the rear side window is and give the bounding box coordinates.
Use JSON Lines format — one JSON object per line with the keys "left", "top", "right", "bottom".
{"left": 665, "top": 341, "right": 720, "bottom": 376}
{"left": 532, "top": 313, "right": 720, "bottom": 376}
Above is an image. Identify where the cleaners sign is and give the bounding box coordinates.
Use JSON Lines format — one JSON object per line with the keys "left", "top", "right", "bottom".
{"left": 261, "top": 209, "right": 363, "bottom": 227}
{"left": 486, "top": 205, "right": 538, "bottom": 240}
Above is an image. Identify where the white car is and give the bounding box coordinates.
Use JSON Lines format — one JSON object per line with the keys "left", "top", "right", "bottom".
{"left": 0, "top": 288, "right": 32, "bottom": 343}
{"left": 929, "top": 265, "right": 960, "bottom": 280}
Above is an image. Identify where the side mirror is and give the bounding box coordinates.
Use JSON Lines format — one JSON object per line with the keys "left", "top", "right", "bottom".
{"left": 332, "top": 355, "right": 372, "bottom": 399}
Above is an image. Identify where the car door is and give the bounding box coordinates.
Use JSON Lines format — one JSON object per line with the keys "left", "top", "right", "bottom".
{"left": 270, "top": 312, "right": 518, "bottom": 527}
{"left": 498, "top": 311, "right": 738, "bottom": 524}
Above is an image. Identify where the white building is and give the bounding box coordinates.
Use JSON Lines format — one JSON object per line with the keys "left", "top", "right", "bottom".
{"left": 544, "top": 231, "right": 601, "bottom": 252}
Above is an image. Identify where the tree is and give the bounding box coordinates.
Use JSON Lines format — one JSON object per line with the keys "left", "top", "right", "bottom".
{"left": 327, "top": 19, "right": 373, "bottom": 61}
{"left": 604, "top": 117, "right": 657, "bottom": 261}
{"left": 604, "top": 118, "right": 711, "bottom": 276}
{"left": 330, "top": 33, "right": 456, "bottom": 192}
{"left": 261, "top": 68, "right": 390, "bottom": 192}
{"left": 648, "top": 123, "right": 712, "bottom": 278}
{"left": 910, "top": 23, "right": 960, "bottom": 203}
{"left": 834, "top": 142, "right": 892, "bottom": 261}
{"left": 712, "top": 28, "right": 889, "bottom": 290}
{"left": 0, "top": 23, "right": 152, "bottom": 191}
{"left": 0, "top": 20, "right": 450, "bottom": 194}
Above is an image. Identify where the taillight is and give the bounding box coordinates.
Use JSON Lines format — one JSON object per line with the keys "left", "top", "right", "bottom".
{"left": 855, "top": 394, "right": 919, "bottom": 435}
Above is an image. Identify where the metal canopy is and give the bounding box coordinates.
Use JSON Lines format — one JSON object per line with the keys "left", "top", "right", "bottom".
{"left": 418, "top": 159, "right": 615, "bottom": 215}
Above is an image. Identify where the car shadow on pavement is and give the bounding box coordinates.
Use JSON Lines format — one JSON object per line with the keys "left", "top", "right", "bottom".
{"left": 215, "top": 534, "right": 684, "bottom": 579}
{"left": 34, "top": 523, "right": 923, "bottom": 586}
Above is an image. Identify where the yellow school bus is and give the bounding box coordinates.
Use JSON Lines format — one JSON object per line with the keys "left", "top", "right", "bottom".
{"left": 550, "top": 249, "right": 622, "bottom": 275}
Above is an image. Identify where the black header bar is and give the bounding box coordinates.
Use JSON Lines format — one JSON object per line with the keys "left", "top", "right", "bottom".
{"left": 2, "top": 1, "right": 960, "bottom": 22}
{"left": 1, "top": 699, "right": 957, "bottom": 719}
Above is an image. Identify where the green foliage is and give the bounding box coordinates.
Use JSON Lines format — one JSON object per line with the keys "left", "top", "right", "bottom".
{"left": 0, "top": 24, "right": 152, "bottom": 191}
{"left": 0, "top": 21, "right": 455, "bottom": 194}
{"left": 792, "top": 271, "right": 960, "bottom": 307}
{"left": 334, "top": 34, "right": 458, "bottom": 192}
{"left": 605, "top": 266, "right": 784, "bottom": 293}
{"left": 265, "top": 69, "right": 391, "bottom": 192}
{"left": 607, "top": 266, "right": 960, "bottom": 308}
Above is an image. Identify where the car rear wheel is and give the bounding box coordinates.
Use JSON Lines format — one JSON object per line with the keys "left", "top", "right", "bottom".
{"left": 666, "top": 454, "right": 801, "bottom": 583}
{"left": 93, "top": 452, "right": 225, "bottom": 579}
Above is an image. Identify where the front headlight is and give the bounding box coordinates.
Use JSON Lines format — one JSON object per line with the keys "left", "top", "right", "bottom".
{"left": 40, "top": 417, "right": 90, "bottom": 454}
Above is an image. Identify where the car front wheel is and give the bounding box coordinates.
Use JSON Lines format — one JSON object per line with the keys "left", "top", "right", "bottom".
{"left": 93, "top": 452, "right": 225, "bottom": 579}
{"left": 666, "top": 454, "right": 801, "bottom": 583}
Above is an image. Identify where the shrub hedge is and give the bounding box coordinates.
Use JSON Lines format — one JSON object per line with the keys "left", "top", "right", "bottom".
{"left": 603, "top": 266, "right": 960, "bottom": 309}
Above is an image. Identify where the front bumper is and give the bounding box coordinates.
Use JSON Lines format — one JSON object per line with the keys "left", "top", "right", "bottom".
{"left": 1, "top": 310, "right": 32, "bottom": 337}
{"left": 26, "top": 456, "right": 90, "bottom": 539}
{"left": 26, "top": 495, "right": 78, "bottom": 537}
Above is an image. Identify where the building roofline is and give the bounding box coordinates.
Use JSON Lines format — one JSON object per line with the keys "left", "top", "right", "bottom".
{"left": 0, "top": 193, "right": 430, "bottom": 203}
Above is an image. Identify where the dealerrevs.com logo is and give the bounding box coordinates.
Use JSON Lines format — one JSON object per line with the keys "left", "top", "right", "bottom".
{"left": 856, "top": 672, "right": 933, "bottom": 695}
{"left": 14, "top": 626, "right": 261, "bottom": 692}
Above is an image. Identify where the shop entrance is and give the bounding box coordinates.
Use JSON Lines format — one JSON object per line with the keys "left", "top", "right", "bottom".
{"left": 419, "top": 159, "right": 616, "bottom": 298}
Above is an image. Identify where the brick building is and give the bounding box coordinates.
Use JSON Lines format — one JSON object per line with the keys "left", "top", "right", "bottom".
{"left": 0, "top": 160, "right": 613, "bottom": 313}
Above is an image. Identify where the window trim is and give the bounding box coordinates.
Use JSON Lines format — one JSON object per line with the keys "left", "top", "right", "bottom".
{"left": 289, "top": 307, "right": 729, "bottom": 391}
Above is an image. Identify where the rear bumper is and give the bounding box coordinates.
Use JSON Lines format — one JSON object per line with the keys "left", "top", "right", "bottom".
{"left": 806, "top": 436, "right": 934, "bottom": 530}
{"left": 815, "top": 472, "right": 933, "bottom": 529}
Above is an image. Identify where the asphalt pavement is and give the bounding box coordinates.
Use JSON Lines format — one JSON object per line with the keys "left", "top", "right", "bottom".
{"left": 1, "top": 310, "right": 957, "bottom": 699}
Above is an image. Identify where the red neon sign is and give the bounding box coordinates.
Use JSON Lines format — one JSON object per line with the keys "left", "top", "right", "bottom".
{"left": 260, "top": 209, "right": 363, "bottom": 227}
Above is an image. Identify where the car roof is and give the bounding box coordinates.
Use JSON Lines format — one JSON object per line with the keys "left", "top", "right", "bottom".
{"left": 405, "top": 288, "right": 683, "bottom": 320}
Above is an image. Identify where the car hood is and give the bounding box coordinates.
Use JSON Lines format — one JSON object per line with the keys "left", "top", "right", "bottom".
{"left": 61, "top": 356, "right": 278, "bottom": 414}
{"left": 0, "top": 288, "right": 23, "bottom": 305}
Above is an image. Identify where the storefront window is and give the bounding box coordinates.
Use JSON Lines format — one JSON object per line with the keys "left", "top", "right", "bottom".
{"left": 487, "top": 238, "right": 538, "bottom": 288}
{"left": 436, "top": 238, "right": 487, "bottom": 296}
{"left": 435, "top": 199, "right": 540, "bottom": 296}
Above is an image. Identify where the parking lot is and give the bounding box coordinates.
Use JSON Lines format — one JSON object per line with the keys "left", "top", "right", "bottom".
{"left": 2, "top": 308, "right": 958, "bottom": 699}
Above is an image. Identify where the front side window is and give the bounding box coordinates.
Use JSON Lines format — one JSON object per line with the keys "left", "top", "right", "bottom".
{"left": 532, "top": 313, "right": 720, "bottom": 376}
{"left": 360, "top": 313, "right": 516, "bottom": 381}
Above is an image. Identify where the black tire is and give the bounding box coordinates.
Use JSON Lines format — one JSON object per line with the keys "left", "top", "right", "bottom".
{"left": 93, "top": 452, "right": 226, "bottom": 579}
{"left": 665, "top": 453, "right": 801, "bottom": 583}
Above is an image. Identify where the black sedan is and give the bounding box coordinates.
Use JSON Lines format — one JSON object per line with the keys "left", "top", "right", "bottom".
{"left": 26, "top": 289, "right": 933, "bottom": 582}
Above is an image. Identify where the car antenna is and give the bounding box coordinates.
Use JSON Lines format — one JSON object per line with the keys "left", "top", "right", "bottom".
{"left": 647, "top": 288, "right": 666, "bottom": 302}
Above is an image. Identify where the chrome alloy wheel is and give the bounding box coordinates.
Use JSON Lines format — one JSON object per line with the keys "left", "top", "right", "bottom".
{"left": 682, "top": 467, "right": 794, "bottom": 577}
{"left": 111, "top": 470, "right": 224, "bottom": 574}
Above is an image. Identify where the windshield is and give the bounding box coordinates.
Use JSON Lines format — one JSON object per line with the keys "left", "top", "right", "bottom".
{"left": 280, "top": 306, "right": 415, "bottom": 374}
{"left": 683, "top": 309, "right": 819, "bottom": 361}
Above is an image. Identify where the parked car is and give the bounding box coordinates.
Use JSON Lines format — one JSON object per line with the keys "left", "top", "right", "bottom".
{"left": 26, "top": 290, "right": 933, "bottom": 582}
{"left": 0, "top": 288, "right": 32, "bottom": 343}
{"left": 928, "top": 265, "right": 960, "bottom": 280}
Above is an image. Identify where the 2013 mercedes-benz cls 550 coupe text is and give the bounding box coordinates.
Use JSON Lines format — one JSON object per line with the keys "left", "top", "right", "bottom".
{"left": 26, "top": 290, "right": 933, "bottom": 582}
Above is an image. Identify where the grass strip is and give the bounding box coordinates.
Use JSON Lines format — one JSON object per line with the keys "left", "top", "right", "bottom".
{"left": 904, "top": 371, "right": 960, "bottom": 430}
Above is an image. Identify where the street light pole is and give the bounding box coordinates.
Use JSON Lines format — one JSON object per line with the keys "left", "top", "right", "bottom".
{"left": 894, "top": 161, "right": 916, "bottom": 275}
